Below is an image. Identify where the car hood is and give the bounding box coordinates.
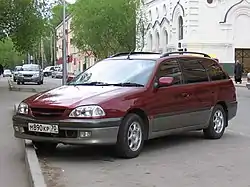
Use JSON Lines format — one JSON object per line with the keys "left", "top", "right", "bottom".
{"left": 25, "top": 85, "right": 142, "bottom": 108}
{"left": 19, "top": 71, "right": 39, "bottom": 75}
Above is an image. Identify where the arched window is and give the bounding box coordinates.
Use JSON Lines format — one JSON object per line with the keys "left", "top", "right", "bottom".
{"left": 156, "top": 32, "right": 160, "bottom": 50}
{"left": 148, "top": 10, "right": 152, "bottom": 21}
{"left": 156, "top": 7, "right": 159, "bottom": 18}
{"left": 149, "top": 34, "right": 153, "bottom": 51}
{"left": 163, "top": 4, "right": 167, "bottom": 16}
{"left": 178, "top": 16, "right": 184, "bottom": 40}
{"left": 164, "top": 30, "right": 168, "bottom": 45}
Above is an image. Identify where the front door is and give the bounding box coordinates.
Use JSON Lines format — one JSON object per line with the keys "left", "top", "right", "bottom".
{"left": 146, "top": 59, "right": 188, "bottom": 132}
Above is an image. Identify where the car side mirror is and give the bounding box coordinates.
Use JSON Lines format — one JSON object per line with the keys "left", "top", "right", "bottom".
{"left": 155, "top": 77, "right": 174, "bottom": 88}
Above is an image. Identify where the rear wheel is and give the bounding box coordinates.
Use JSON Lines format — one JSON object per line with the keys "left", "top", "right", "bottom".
{"left": 203, "top": 105, "right": 227, "bottom": 139}
{"left": 116, "top": 113, "right": 145, "bottom": 158}
{"left": 21, "top": 82, "right": 24, "bottom": 85}
{"left": 32, "top": 141, "right": 58, "bottom": 153}
{"left": 17, "top": 81, "right": 20, "bottom": 85}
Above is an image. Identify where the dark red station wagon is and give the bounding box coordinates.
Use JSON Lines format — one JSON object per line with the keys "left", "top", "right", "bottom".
{"left": 13, "top": 51, "right": 238, "bottom": 158}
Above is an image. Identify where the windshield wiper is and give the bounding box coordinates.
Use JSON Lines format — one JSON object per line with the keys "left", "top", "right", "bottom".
{"left": 113, "top": 82, "right": 144, "bottom": 87}
{"left": 72, "top": 82, "right": 111, "bottom": 86}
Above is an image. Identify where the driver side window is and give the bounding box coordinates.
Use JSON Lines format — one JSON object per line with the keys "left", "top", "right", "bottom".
{"left": 156, "top": 60, "right": 183, "bottom": 85}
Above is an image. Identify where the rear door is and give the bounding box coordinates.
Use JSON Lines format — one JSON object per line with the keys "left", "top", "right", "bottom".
{"left": 178, "top": 57, "right": 213, "bottom": 127}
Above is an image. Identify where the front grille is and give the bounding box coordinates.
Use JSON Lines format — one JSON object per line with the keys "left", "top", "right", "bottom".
{"left": 31, "top": 107, "right": 66, "bottom": 118}
{"left": 23, "top": 74, "right": 33, "bottom": 77}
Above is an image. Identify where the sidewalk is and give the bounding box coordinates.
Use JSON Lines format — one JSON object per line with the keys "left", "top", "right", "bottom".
{"left": 230, "top": 77, "right": 247, "bottom": 88}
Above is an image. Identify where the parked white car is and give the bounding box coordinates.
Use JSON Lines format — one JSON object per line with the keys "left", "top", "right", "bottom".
{"left": 246, "top": 73, "right": 250, "bottom": 89}
{"left": 3, "top": 69, "right": 12, "bottom": 77}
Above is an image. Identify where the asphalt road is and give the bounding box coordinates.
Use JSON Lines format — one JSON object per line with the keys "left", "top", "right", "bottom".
{"left": 11, "top": 77, "right": 62, "bottom": 92}
{"left": 0, "top": 77, "right": 34, "bottom": 187}
{"left": 37, "top": 86, "right": 250, "bottom": 187}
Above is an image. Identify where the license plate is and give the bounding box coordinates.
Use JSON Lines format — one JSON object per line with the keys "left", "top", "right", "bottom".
{"left": 28, "top": 123, "right": 59, "bottom": 134}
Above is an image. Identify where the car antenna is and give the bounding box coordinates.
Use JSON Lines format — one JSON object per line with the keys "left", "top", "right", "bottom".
{"left": 127, "top": 49, "right": 134, "bottom": 59}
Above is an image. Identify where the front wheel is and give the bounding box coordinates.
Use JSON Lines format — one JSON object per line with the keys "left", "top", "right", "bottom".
{"left": 203, "top": 105, "right": 227, "bottom": 139}
{"left": 116, "top": 114, "right": 145, "bottom": 159}
{"left": 32, "top": 141, "right": 58, "bottom": 153}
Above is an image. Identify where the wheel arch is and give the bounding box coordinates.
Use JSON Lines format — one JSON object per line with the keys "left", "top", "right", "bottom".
{"left": 125, "top": 108, "right": 150, "bottom": 140}
{"left": 216, "top": 101, "right": 228, "bottom": 126}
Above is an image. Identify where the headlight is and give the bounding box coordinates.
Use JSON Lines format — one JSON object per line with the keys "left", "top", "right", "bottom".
{"left": 69, "top": 105, "right": 105, "bottom": 118}
{"left": 17, "top": 102, "right": 29, "bottom": 114}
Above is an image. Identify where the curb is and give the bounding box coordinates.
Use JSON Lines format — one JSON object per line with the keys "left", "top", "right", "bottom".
{"left": 25, "top": 140, "right": 47, "bottom": 187}
{"left": 8, "top": 79, "right": 38, "bottom": 93}
{"left": 13, "top": 104, "right": 47, "bottom": 187}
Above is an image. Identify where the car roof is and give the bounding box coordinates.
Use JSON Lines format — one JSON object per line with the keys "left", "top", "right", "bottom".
{"left": 106, "top": 51, "right": 213, "bottom": 62}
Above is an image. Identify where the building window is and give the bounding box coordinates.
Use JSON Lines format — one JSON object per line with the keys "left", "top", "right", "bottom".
{"left": 156, "top": 7, "right": 159, "bottom": 19}
{"left": 149, "top": 34, "right": 153, "bottom": 51}
{"left": 163, "top": 4, "right": 167, "bottom": 16}
{"left": 148, "top": 10, "right": 152, "bottom": 21}
{"left": 164, "top": 30, "right": 168, "bottom": 45}
{"left": 207, "top": 0, "right": 213, "bottom": 4}
{"left": 178, "top": 16, "right": 184, "bottom": 40}
{"left": 156, "top": 32, "right": 160, "bottom": 50}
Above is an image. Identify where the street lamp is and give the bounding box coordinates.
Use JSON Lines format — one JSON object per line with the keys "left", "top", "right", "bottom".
{"left": 62, "top": 0, "right": 76, "bottom": 85}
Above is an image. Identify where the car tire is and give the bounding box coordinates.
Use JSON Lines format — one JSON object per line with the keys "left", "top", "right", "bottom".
{"left": 41, "top": 80, "right": 44, "bottom": 84}
{"left": 116, "top": 113, "right": 145, "bottom": 159}
{"left": 203, "top": 105, "right": 227, "bottom": 139}
{"left": 32, "top": 141, "right": 58, "bottom": 153}
{"left": 17, "top": 81, "right": 20, "bottom": 85}
{"left": 22, "top": 82, "right": 24, "bottom": 85}
{"left": 13, "top": 78, "right": 16, "bottom": 82}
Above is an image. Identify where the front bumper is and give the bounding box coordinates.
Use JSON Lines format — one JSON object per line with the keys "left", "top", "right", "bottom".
{"left": 17, "top": 76, "right": 40, "bottom": 83}
{"left": 13, "top": 115, "right": 121, "bottom": 145}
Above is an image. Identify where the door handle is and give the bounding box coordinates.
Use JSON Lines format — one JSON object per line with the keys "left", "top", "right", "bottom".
{"left": 181, "top": 93, "right": 190, "bottom": 97}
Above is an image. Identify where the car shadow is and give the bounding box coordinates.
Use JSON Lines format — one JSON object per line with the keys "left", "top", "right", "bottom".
{"left": 36, "top": 131, "right": 236, "bottom": 162}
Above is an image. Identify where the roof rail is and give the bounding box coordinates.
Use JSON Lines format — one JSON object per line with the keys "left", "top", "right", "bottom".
{"left": 160, "top": 51, "right": 211, "bottom": 58}
{"left": 110, "top": 51, "right": 161, "bottom": 58}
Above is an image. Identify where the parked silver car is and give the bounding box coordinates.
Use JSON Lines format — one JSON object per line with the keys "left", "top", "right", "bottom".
{"left": 3, "top": 69, "right": 12, "bottom": 77}
{"left": 17, "top": 64, "right": 44, "bottom": 85}
{"left": 13, "top": 66, "right": 22, "bottom": 82}
{"left": 246, "top": 73, "right": 250, "bottom": 89}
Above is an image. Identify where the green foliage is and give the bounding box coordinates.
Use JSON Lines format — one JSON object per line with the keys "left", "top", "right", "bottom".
{"left": 0, "top": 0, "right": 50, "bottom": 53}
{"left": 0, "top": 39, "right": 25, "bottom": 68}
{"left": 71, "top": 0, "right": 144, "bottom": 59}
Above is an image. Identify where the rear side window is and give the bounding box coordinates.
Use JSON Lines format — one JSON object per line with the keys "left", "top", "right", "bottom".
{"left": 200, "top": 59, "right": 228, "bottom": 81}
{"left": 179, "top": 58, "right": 208, "bottom": 84}
{"left": 156, "top": 60, "right": 183, "bottom": 85}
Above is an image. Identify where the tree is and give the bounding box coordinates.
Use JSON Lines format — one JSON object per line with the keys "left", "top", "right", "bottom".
{"left": 71, "top": 0, "right": 146, "bottom": 59}
{"left": 0, "top": 0, "right": 50, "bottom": 53}
{"left": 0, "top": 39, "right": 25, "bottom": 68}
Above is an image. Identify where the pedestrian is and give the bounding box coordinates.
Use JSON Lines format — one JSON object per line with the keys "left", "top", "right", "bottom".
{"left": 0, "top": 64, "right": 3, "bottom": 77}
{"left": 234, "top": 60, "right": 244, "bottom": 84}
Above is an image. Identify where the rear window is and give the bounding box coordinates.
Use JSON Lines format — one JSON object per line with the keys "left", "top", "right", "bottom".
{"left": 200, "top": 59, "right": 228, "bottom": 81}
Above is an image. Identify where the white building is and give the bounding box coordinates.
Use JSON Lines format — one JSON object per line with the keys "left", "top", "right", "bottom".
{"left": 141, "top": 0, "right": 250, "bottom": 75}
{"left": 55, "top": 15, "right": 95, "bottom": 74}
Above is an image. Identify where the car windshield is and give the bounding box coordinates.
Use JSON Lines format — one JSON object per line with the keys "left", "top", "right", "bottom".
{"left": 68, "top": 59, "right": 156, "bottom": 87}
{"left": 15, "top": 66, "right": 22, "bottom": 71}
{"left": 22, "top": 65, "right": 39, "bottom": 71}
{"left": 4, "top": 70, "right": 11, "bottom": 73}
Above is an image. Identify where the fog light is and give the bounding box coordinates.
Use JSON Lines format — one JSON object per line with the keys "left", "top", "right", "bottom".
{"left": 14, "top": 126, "right": 19, "bottom": 132}
{"left": 79, "top": 131, "right": 91, "bottom": 138}
{"left": 20, "top": 127, "right": 24, "bottom": 133}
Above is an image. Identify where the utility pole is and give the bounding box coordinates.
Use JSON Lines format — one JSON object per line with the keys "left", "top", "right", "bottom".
{"left": 62, "top": 0, "right": 67, "bottom": 85}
